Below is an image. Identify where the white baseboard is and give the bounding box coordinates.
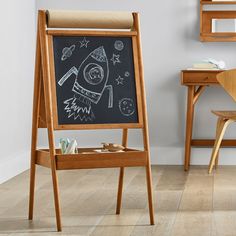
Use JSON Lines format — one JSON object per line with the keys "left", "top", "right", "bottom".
{"left": 0, "top": 151, "right": 30, "bottom": 184}
{"left": 1, "top": 147, "right": 236, "bottom": 184}
{"left": 150, "top": 146, "right": 236, "bottom": 165}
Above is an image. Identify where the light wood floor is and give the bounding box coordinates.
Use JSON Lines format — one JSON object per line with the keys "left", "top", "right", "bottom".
{"left": 1, "top": 166, "right": 236, "bottom": 235}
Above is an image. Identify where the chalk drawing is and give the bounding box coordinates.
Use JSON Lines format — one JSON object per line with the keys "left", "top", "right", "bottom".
{"left": 115, "top": 75, "right": 124, "bottom": 85}
{"left": 61, "top": 44, "right": 75, "bottom": 61}
{"left": 124, "top": 71, "right": 130, "bottom": 77}
{"left": 64, "top": 96, "right": 95, "bottom": 121}
{"left": 110, "top": 54, "right": 121, "bottom": 65}
{"left": 58, "top": 46, "right": 114, "bottom": 121}
{"left": 79, "top": 37, "right": 90, "bottom": 48}
{"left": 119, "top": 98, "right": 135, "bottom": 116}
{"left": 114, "top": 40, "right": 124, "bottom": 51}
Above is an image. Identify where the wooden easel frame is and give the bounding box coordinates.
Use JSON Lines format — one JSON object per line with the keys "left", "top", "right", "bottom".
{"left": 28, "top": 10, "right": 154, "bottom": 231}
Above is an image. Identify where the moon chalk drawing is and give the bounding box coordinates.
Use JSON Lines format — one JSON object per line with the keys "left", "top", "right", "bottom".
{"left": 58, "top": 46, "right": 113, "bottom": 121}
{"left": 79, "top": 37, "right": 90, "bottom": 48}
{"left": 115, "top": 75, "right": 124, "bottom": 85}
{"left": 61, "top": 45, "right": 75, "bottom": 61}
{"left": 119, "top": 98, "right": 135, "bottom": 116}
{"left": 110, "top": 54, "right": 121, "bottom": 65}
{"left": 114, "top": 40, "right": 124, "bottom": 51}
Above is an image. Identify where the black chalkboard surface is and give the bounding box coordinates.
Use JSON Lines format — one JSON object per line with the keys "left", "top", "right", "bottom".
{"left": 53, "top": 36, "right": 139, "bottom": 125}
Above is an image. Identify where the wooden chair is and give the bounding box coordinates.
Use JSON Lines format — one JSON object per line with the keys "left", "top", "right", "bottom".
{"left": 208, "top": 69, "right": 236, "bottom": 174}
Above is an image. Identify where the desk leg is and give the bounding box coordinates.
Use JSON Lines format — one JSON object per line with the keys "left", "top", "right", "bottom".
{"left": 184, "top": 86, "right": 195, "bottom": 171}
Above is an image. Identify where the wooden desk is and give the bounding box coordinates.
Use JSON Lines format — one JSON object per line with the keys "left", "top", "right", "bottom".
{"left": 181, "top": 69, "right": 236, "bottom": 171}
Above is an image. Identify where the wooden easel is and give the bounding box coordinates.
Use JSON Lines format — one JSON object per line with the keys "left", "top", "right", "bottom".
{"left": 28, "top": 10, "right": 154, "bottom": 231}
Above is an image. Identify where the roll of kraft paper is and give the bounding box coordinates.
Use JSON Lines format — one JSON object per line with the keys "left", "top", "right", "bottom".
{"left": 46, "top": 10, "right": 133, "bottom": 29}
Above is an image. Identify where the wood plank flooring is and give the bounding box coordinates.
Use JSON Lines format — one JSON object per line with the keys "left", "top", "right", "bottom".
{"left": 1, "top": 165, "right": 236, "bottom": 235}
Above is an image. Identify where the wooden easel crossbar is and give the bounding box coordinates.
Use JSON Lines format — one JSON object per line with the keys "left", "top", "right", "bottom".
{"left": 28, "top": 10, "right": 154, "bottom": 231}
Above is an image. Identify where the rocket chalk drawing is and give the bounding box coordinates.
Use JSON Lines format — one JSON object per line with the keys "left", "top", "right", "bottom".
{"left": 58, "top": 46, "right": 113, "bottom": 121}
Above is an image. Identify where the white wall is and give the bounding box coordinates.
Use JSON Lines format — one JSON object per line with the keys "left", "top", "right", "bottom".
{"left": 0, "top": 1, "right": 35, "bottom": 183}
{"left": 34, "top": 1, "right": 236, "bottom": 166}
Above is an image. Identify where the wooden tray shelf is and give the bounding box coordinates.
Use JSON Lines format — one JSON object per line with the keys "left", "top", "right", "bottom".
{"left": 36, "top": 148, "right": 148, "bottom": 170}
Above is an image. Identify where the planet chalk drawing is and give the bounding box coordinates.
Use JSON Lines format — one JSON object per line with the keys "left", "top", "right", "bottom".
{"left": 61, "top": 45, "right": 75, "bottom": 61}
{"left": 119, "top": 98, "right": 135, "bottom": 116}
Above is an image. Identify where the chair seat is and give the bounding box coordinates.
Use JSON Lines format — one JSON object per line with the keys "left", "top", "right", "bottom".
{"left": 212, "top": 110, "right": 236, "bottom": 119}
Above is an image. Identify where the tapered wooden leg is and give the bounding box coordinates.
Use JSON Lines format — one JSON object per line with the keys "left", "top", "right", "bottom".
{"left": 214, "top": 118, "right": 221, "bottom": 170}
{"left": 29, "top": 26, "right": 41, "bottom": 220}
{"left": 184, "top": 86, "right": 195, "bottom": 171}
{"left": 132, "top": 13, "right": 154, "bottom": 224}
{"left": 208, "top": 119, "right": 233, "bottom": 174}
{"left": 116, "top": 129, "right": 128, "bottom": 214}
{"left": 116, "top": 167, "right": 124, "bottom": 214}
{"left": 28, "top": 164, "right": 36, "bottom": 220}
{"left": 50, "top": 163, "right": 62, "bottom": 231}
{"left": 146, "top": 164, "right": 154, "bottom": 225}
{"left": 39, "top": 11, "right": 62, "bottom": 231}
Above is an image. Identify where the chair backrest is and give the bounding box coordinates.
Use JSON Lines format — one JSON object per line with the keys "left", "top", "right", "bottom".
{"left": 217, "top": 69, "right": 236, "bottom": 102}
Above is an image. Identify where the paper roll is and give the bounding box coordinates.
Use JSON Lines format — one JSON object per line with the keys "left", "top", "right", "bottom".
{"left": 46, "top": 10, "right": 133, "bottom": 29}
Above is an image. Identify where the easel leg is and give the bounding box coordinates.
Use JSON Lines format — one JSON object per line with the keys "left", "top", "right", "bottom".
{"left": 146, "top": 163, "right": 154, "bottom": 225}
{"left": 29, "top": 27, "right": 41, "bottom": 220}
{"left": 116, "top": 129, "right": 128, "bottom": 214}
{"left": 29, "top": 160, "right": 36, "bottom": 220}
{"left": 38, "top": 11, "right": 62, "bottom": 231}
{"left": 50, "top": 162, "right": 62, "bottom": 231}
{"left": 28, "top": 160, "right": 36, "bottom": 220}
{"left": 142, "top": 127, "right": 154, "bottom": 225}
{"left": 184, "top": 86, "right": 195, "bottom": 171}
{"left": 116, "top": 167, "right": 124, "bottom": 214}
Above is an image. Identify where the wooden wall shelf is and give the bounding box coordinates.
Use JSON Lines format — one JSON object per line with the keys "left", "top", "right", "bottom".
{"left": 201, "top": 1, "right": 236, "bottom": 5}
{"left": 200, "top": 32, "right": 236, "bottom": 41}
{"left": 200, "top": 2, "right": 236, "bottom": 41}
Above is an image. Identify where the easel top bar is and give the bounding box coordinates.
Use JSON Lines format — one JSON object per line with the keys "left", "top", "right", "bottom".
{"left": 47, "top": 30, "right": 137, "bottom": 37}
{"left": 46, "top": 10, "right": 134, "bottom": 29}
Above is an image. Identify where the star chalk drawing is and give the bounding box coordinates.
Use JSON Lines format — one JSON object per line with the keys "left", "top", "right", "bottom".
{"left": 115, "top": 75, "right": 124, "bottom": 85}
{"left": 110, "top": 54, "right": 121, "bottom": 65}
{"left": 79, "top": 37, "right": 90, "bottom": 48}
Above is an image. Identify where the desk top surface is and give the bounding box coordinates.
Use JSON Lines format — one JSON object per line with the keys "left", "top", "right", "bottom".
{"left": 181, "top": 69, "right": 224, "bottom": 73}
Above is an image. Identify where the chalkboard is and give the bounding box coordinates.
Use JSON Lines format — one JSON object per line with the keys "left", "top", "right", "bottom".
{"left": 52, "top": 36, "right": 139, "bottom": 125}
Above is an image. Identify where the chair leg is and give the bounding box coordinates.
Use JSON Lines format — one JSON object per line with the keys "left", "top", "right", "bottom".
{"left": 208, "top": 118, "right": 233, "bottom": 174}
{"left": 215, "top": 152, "right": 219, "bottom": 170}
{"left": 214, "top": 118, "right": 222, "bottom": 170}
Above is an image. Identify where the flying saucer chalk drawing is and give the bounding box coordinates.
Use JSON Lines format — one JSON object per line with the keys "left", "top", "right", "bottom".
{"left": 119, "top": 98, "right": 135, "bottom": 117}
{"left": 124, "top": 71, "right": 130, "bottom": 77}
{"left": 61, "top": 44, "right": 75, "bottom": 61}
{"left": 115, "top": 75, "right": 124, "bottom": 85}
{"left": 79, "top": 37, "right": 90, "bottom": 48}
{"left": 110, "top": 54, "right": 121, "bottom": 66}
{"left": 114, "top": 40, "right": 124, "bottom": 51}
{"left": 58, "top": 46, "right": 113, "bottom": 121}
